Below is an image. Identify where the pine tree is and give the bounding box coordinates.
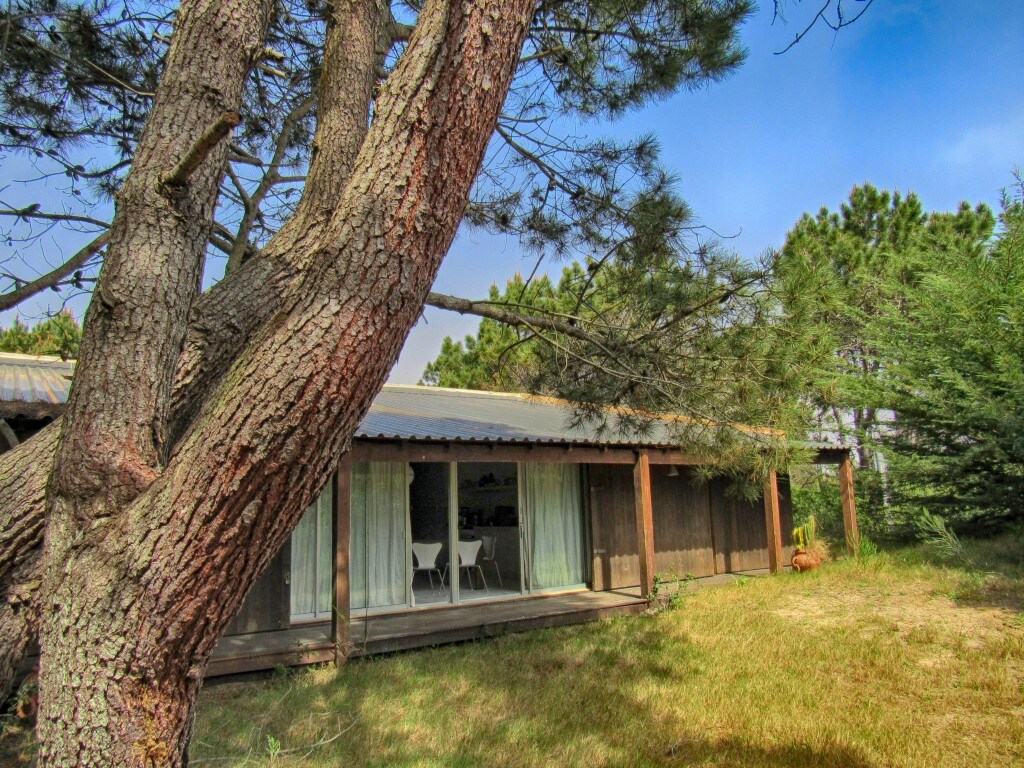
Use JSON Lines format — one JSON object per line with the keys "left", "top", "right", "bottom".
{"left": 0, "top": 311, "right": 82, "bottom": 357}
{"left": 0, "top": 0, "right": 769, "bottom": 762}
{"left": 867, "top": 184, "right": 1023, "bottom": 531}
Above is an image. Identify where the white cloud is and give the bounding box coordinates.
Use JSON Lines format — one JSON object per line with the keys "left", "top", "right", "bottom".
{"left": 943, "top": 109, "right": 1024, "bottom": 169}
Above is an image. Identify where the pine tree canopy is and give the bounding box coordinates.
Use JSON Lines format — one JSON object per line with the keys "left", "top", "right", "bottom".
{"left": 1, "top": 0, "right": 754, "bottom": 303}
{"left": 866, "top": 185, "right": 1024, "bottom": 530}
{"left": 0, "top": 310, "right": 82, "bottom": 357}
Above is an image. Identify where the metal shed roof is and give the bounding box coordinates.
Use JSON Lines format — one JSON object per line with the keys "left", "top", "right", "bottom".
{"left": 0, "top": 355, "right": 845, "bottom": 452}
{"left": 0, "top": 352, "right": 75, "bottom": 418}
{"left": 359, "top": 385, "right": 679, "bottom": 446}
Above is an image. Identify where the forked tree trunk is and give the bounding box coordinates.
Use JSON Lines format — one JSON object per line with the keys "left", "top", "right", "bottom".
{"left": 0, "top": 0, "right": 390, "bottom": 707}
{"left": 32, "top": 0, "right": 538, "bottom": 762}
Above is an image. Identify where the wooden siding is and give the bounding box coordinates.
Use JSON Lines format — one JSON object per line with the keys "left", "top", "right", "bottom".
{"left": 651, "top": 467, "right": 716, "bottom": 578}
{"left": 709, "top": 479, "right": 770, "bottom": 573}
{"left": 223, "top": 544, "right": 290, "bottom": 636}
{"left": 588, "top": 463, "right": 640, "bottom": 590}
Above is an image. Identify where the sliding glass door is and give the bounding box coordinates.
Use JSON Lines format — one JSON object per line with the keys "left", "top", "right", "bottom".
{"left": 290, "top": 483, "right": 334, "bottom": 621}
{"left": 335, "top": 459, "right": 587, "bottom": 616}
{"left": 350, "top": 461, "right": 412, "bottom": 613}
{"left": 520, "top": 463, "right": 587, "bottom": 591}
{"left": 456, "top": 463, "right": 523, "bottom": 601}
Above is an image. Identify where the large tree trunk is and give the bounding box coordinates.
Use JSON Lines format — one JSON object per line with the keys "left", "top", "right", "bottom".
{"left": 0, "top": 426, "right": 56, "bottom": 699}
{"left": 48, "top": 0, "right": 273, "bottom": 521}
{"left": 0, "top": 0, "right": 391, "bottom": 704}
{"left": 33, "top": 0, "right": 274, "bottom": 761}
{"left": 170, "top": 0, "right": 392, "bottom": 440}
{"left": 32, "top": 0, "right": 537, "bottom": 763}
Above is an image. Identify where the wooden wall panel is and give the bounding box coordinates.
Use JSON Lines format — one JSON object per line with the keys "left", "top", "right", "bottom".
{"left": 224, "top": 543, "right": 291, "bottom": 636}
{"left": 709, "top": 480, "right": 770, "bottom": 574}
{"left": 651, "top": 467, "right": 716, "bottom": 578}
{"left": 588, "top": 464, "right": 640, "bottom": 590}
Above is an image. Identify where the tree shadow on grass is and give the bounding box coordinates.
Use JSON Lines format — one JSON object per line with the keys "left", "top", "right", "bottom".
{"left": 295, "top": 617, "right": 881, "bottom": 768}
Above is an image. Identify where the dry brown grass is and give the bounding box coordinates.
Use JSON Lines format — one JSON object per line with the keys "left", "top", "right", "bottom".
{"left": 3, "top": 537, "right": 1023, "bottom": 767}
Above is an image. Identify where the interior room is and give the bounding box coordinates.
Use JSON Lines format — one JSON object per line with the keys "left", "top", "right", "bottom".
{"left": 409, "top": 462, "right": 451, "bottom": 606}
{"left": 456, "top": 462, "right": 523, "bottom": 601}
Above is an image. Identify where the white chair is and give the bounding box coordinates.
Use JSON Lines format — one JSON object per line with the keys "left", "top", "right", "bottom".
{"left": 412, "top": 542, "right": 445, "bottom": 593}
{"left": 458, "top": 539, "right": 487, "bottom": 592}
{"left": 480, "top": 533, "right": 503, "bottom": 588}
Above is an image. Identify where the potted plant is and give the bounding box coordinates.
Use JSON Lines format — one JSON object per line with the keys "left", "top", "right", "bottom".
{"left": 791, "top": 516, "right": 830, "bottom": 573}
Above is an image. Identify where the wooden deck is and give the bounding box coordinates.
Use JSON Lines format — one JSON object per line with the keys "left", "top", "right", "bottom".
{"left": 206, "top": 568, "right": 776, "bottom": 678}
{"left": 208, "top": 588, "right": 646, "bottom": 677}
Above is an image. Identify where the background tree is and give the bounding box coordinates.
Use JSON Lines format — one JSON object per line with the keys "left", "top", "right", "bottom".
{"left": 863, "top": 182, "right": 1024, "bottom": 533}
{"left": 421, "top": 272, "right": 566, "bottom": 391}
{"left": 777, "top": 184, "right": 931, "bottom": 468}
{"left": 0, "top": 311, "right": 82, "bottom": 357}
{"left": 777, "top": 183, "right": 1003, "bottom": 539}
{"left": 427, "top": 234, "right": 829, "bottom": 482}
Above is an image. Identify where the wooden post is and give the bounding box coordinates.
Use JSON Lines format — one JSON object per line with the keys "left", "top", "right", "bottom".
{"left": 333, "top": 453, "right": 352, "bottom": 666}
{"left": 633, "top": 450, "right": 656, "bottom": 597}
{"left": 839, "top": 455, "right": 859, "bottom": 557}
{"left": 762, "top": 469, "right": 783, "bottom": 574}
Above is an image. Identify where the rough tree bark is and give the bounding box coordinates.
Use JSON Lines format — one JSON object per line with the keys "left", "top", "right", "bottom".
{"left": 35, "top": 0, "right": 275, "bottom": 761}
{"left": 0, "top": 0, "right": 389, "bottom": 704}
{"left": 30, "top": 0, "right": 538, "bottom": 762}
{"left": 47, "top": 0, "right": 274, "bottom": 523}
{"left": 0, "top": 427, "right": 56, "bottom": 701}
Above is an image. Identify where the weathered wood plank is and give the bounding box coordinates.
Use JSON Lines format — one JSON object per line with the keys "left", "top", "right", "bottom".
{"left": 839, "top": 456, "right": 859, "bottom": 556}
{"left": 633, "top": 450, "right": 656, "bottom": 597}
{"left": 222, "top": 544, "right": 289, "bottom": 636}
{"left": 651, "top": 466, "right": 716, "bottom": 578}
{"left": 709, "top": 479, "right": 769, "bottom": 574}
{"left": 762, "top": 469, "right": 783, "bottom": 574}
{"left": 588, "top": 464, "right": 640, "bottom": 590}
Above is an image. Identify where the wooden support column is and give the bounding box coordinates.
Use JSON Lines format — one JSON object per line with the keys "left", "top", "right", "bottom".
{"left": 333, "top": 453, "right": 352, "bottom": 666}
{"left": 839, "top": 455, "right": 859, "bottom": 556}
{"left": 762, "top": 469, "right": 784, "bottom": 574}
{"left": 633, "top": 450, "right": 656, "bottom": 597}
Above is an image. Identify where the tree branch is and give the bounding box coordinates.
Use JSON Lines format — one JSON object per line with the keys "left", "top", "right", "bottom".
{"left": 160, "top": 111, "right": 243, "bottom": 195}
{"left": 774, "top": 0, "right": 875, "bottom": 55}
{"left": 426, "top": 291, "right": 614, "bottom": 348}
{"left": 0, "top": 231, "right": 109, "bottom": 312}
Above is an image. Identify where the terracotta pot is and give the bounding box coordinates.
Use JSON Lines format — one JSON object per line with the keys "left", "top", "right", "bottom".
{"left": 792, "top": 548, "right": 822, "bottom": 573}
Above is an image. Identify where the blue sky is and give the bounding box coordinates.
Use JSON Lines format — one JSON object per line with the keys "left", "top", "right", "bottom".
{"left": 3, "top": 1, "right": 1023, "bottom": 384}
{"left": 390, "top": 0, "right": 1024, "bottom": 382}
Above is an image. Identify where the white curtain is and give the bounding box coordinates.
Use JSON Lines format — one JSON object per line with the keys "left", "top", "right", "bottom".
{"left": 290, "top": 483, "right": 333, "bottom": 619}
{"left": 522, "top": 463, "right": 585, "bottom": 590}
{"left": 351, "top": 462, "right": 411, "bottom": 610}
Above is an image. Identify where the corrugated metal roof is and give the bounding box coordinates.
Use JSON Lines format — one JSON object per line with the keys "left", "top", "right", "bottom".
{"left": 0, "top": 352, "right": 74, "bottom": 416}
{"left": 359, "top": 386, "right": 677, "bottom": 446}
{"left": 0, "top": 355, "right": 845, "bottom": 452}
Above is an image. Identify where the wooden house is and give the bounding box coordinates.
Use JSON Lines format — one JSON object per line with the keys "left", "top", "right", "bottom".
{"left": 0, "top": 356, "right": 858, "bottom": 677}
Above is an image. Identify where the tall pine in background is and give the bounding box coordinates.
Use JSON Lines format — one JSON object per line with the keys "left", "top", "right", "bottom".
{"left": 867, "top": 184, "right": 1023, "bottom": 532}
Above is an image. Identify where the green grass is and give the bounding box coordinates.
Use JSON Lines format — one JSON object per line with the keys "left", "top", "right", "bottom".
{"left": 4, "top": 535, "right": 1024, "bottom": 767}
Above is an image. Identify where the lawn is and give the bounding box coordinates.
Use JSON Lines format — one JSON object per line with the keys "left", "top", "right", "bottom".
{"left": 4, "top": 536, "right": 1023, "bottom": 767}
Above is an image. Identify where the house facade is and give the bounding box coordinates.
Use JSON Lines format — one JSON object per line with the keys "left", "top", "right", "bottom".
{"left": 210, "top": 386, "right": 857, "bottom": 675}
{"left": 0, "top": 356, "right": 857, "bottom": 677}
